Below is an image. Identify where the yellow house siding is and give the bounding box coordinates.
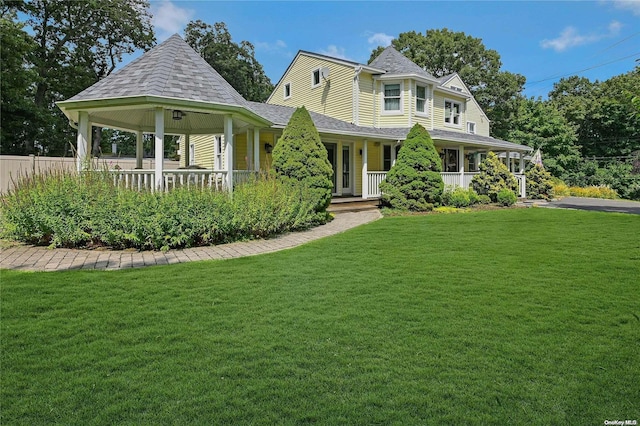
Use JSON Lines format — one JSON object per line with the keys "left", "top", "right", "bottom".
{"left": 358, "top": 73, "right": 374, "bottom": 126}
{"left": 465, "top": 102, "right": 490, "bottom": 137}
{"left": 376, "top": 79, "right": 411, "bottom": 127}
{"left": 192, "top": 135, "right": 216, "bottom": 169}
{"left": 268, "top": 55, "right": 354, "bottom": 122}
{"left": 433, "top": 92, "right": 468, "bottom": 134}
{"left": 233, "top": 133, "right": 249, "bottom": 170}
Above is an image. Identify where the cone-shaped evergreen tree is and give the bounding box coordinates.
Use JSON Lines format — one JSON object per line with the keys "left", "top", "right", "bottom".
{"left": 379, "top": 123, "right": 444, "bottom": 211}
{"left": 471, "top": 151, "right": 518, "bottom": 201}
{"left": 272, "top": 106, "right": 334, "bottom": 213}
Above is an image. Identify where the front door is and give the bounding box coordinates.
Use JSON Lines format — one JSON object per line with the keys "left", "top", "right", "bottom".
{"left": 325, "top": 143, "right": 337, "bottom": 194}
{"left": 342, "top": 144, "right": 352, "bottom": 195}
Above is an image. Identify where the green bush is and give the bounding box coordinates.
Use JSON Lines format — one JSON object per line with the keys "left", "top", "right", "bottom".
{"left": 442, "top": 187, "right": 478, "bottom": 208}
{"left": 380, "top": 124, "right": 444, "bottom": 211}
{"left": 497, "top": 189, "right": 517, "bottom": 206}
{"left": 0, "top": 171, "right": 321, "bottom": 250}
{"left": 525, "top": 165, "right": 554, "bottom": 200}
{"left": 477, "top": 194, "right": 492, "bottom": 204}
{"left": 471, "top": 152, "right": 518, "bottom": 202}
{"left": 272, "top": 106, "right": 334, "bottom": 214}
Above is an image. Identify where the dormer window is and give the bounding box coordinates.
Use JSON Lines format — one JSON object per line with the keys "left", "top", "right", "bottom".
{"left": 444, "top": 100, "right": 461, "bottom": 126}
{"left": 312, "top": 68, "right": 321, "bottom": 88}
{"left": 284, "top": 82, "right": 291, "bottom": 99}
{"left": 383, "top": 82, "right": 402, "bottom": 113}
{"left": 416, "top": 85, "right": 427, "bottom": 115}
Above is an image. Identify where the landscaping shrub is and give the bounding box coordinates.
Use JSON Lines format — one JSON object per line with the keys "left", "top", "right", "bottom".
{"left": 442, "top": 187, "right": 477, "bottom": 208}
{"left": 525, "top": 164, "right": 554, "bottom": 200}
{"left": 471, "top": 152, "right": 518, "bottom": 202}
{"left": 477, "top": 194, "right": 492, "bottom": 204}
{"left": 497, "top": 188, "right": 517, "bottom": 206}
{"left": 0, "top": 170, "right": 321, "bottom": 250}
{"left": 379, "top": 123, "right": 444, "bottom": 211}
{"left": 271, "top": 106, "right": 334, "bottom": 215}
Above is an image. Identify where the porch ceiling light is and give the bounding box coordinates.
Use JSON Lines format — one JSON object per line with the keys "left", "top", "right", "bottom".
{"left": 172, "top": 110, "right": 184, "bottom": 121}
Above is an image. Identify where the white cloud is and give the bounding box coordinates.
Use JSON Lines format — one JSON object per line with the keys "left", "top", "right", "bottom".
{"left": 318, "top": 45, "right": 351, "bottom": 60}
{"left": 367, "top": 32, "right": 394, "bottom": 46}
{"left": 609, "top": 0, "right": 640, "bottom": 16}
{"left": 151, "top": 0, "right": 194, "bottom": 38}
{"left": 540, "top": 20, "right": 623, "bottom": 52}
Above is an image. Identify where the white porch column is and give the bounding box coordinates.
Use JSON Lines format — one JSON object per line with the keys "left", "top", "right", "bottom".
{"left": 336, "top": 141, "right": 343, "bottom": 196}
{"left": 458, "top": 145, "right": 465, "bottom": 188}
{"left": 183, "top": 134, "right": 191, "bottom": 167}
{"left": 154, "top": 108, "right": 164, "bottom": 191}
{"left": 519, "top": 152, "right": 525, "bottom": 173}
{"left": 253, "top": 128, "right": 260, "bottom": 172}
{"left": 392, "top": 141, "right": 398, "bottom": 166}
{"left": 362, "top": 140, "right": 368, "bottom": 199}
{"left": 224, "top": 114, "right": 233, "bottom": 192}
{"left": 136, "top": 131, "right": 143, "bottom": 169}
{"left": 246, "top": 129, "right": 252, "bottom": 170}
{"left": 76, "top": 111, "right": 90, "bottom": 171}
{"left": 506, "top": 150, "right": 512, "bottom": 172}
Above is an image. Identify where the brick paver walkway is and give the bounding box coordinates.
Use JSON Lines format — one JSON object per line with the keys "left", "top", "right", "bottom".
{"left": 0, "top": 210, "right": 382, "bottom": 272}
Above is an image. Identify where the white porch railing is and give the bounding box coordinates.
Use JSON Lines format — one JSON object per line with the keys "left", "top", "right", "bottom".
{"left": 367, "top": 172, "right": 387, "bottom": 198}
{"left": 111, "top": 169, "right": 228, "bottom": 192}
{"left": 366, "top": 171, "right": 526, "bottom": 198}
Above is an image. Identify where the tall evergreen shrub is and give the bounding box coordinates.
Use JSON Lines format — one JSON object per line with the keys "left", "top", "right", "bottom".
{"left": 471, "top": 151, "right": 518, "bottom": 202}
{"left": 379, "top": 124, "right": 444, "bottom": 211}
{"left": 526, "top": 164, "right": 554, "bottom": 200}
{"left": 272, "top": 106, "right": 333, "bottom": 213}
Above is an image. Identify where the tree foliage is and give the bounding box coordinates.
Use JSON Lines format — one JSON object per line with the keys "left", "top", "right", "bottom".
{"left": 507, "top": 97, "right": 582, "bottom": 177}
{"left": 471, "top": 152, "right": 518, "bottom": 202}
{"left": 272, "top": 107, "right": 333, "bottom": 213}
{"left": 185, "top": 20, "right": 274, "bottom": 102}
{"left": 1, "top": 0, "right": 155, "bottom": 155}
{"left": 369, "top": 29, "right": 525, "bottom": 138}
{"left": 549, "top": 69, "right": 640, "bottom": 158}
{"left": 379, "top": 124, "right": 443, "bottom": 211}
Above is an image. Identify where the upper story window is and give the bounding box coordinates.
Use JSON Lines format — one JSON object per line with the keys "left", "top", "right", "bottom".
{"left": 284, "top": 82, "right": 291, "bottom": 99}
{"left": 383, "top": 83, "right": 402, "bottom": 113}
{"left": 467, "top": 121, "right": 476, "bottom": 134}
{"left": 416, "top": 85, "right": 427, "bottom": 115}
{"left": 312, "top": 68, "right": 321, "bottom": 88}
{"left": 444, "top": 100, "right": 462, "bottom": 126}
{"left": 450, "top": 86, "right": 464, "bottom": 93}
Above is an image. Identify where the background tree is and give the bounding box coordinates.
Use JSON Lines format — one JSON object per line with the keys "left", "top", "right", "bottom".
{"left": 369, "top": 29, "right": 525, "bottom": 138}
{"left": 1, "top": 0, "right": 155, "bottom": 156}
{"left": 0, "top": 10, "right": 39, "bottom": 154}
{"left": 185, "top": 20, "right": 274, "bottom": 102}
{"left": 507, "top": 97, "right": 582, "bottom": 177}
{"left": 379, "top": 124, "right": 443, "bottom": 211}
{"left": 271, "top": 107, "right": 333, "bottom": 214}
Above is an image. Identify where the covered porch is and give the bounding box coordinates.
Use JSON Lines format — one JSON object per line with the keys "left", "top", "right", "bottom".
{"left": 362, "top": 140, "right": 530, "bottom": 199}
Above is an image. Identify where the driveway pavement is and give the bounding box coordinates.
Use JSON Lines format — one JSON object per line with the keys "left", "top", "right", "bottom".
{"left": 543, "top": 196, "right": 640, "bottom": 215}
{"left": 0, "top": 210, "right": 382, "bottom": 272}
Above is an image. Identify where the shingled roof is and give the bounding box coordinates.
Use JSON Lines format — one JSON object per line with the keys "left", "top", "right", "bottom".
{"left": 67, "top": 34, "right": 247, "bottom": 107}
{"left": 369, "top": 46, "right": 437, "bottom": 81}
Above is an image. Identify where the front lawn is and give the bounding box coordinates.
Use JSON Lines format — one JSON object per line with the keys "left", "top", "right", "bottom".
{"left": 2, "top": 208, "right": 639, "bottom": 424}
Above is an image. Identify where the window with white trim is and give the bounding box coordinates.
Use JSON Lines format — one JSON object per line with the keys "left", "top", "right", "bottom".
{"left": 284, "top": 82, "right": 291, "bottom": 99}
{"left": 312, "top": 68, "right": 321, "bottom": 88}
{"left": 416, "top": 85, "right": 427, "bottom": 114}
{"left": 444, "top": 100, "right": 462, "bottom": 126}
{"left": 467, "top": 121, "right": 476, "bottom": 134}
{"left": 383, "top": 83, "right": 402, "bottom": 112}
{"left": 214, "top": 136, "right": 223, "bottom": 170}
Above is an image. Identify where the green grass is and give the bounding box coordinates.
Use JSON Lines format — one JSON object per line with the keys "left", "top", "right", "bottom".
{"left": 2, "top": 208, "right": 639, "bottom": 424}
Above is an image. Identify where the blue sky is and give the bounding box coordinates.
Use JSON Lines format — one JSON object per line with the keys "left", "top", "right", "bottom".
{"left": 146, "top": 1, "right": 640, "bottom": 98}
